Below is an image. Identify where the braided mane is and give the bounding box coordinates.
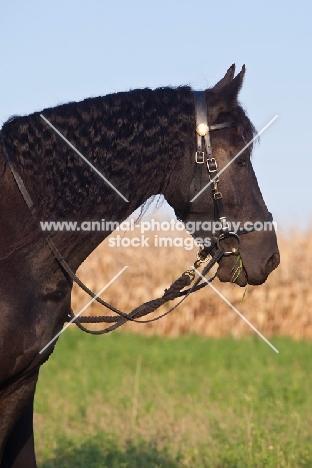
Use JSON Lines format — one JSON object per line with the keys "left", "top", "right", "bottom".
{"left": 1, "top": 85, "right": 255, "bottom": 224}
{"left": 1, "top": 87, "right": 195, "bottom": 221}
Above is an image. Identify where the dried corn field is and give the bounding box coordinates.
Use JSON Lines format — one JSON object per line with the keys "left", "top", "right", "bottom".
{"left": 71, "top": 222, "right": 312, "bottom": 339}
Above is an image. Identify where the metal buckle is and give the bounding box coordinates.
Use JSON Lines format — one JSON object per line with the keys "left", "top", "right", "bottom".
{"left": 183, "top": 269, "right": 195, "bottom": 281}
{"left": 210, "top": 176, "right": 219, "bottom": 188}
{"left": 207, "top": 157, "right": 218, "bottom": 172}
{"left": 219, "top": 216, "right": 230, "bottom": 232}
{"left": 213, "top": 191, "right": 222, "bottom": 199}
{"left": 194, "top": 247, "right": 211, "bottom": 269}
{"left": 195, "top": 151, "right": 205, "bottom": 164}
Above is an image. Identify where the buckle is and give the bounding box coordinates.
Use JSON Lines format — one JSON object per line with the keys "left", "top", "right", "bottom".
{"left": 210, "top": 175, "right": 219, "bottom": 187}
{"left": 207, "top": 157, "right": 218, "bottom": 172}
{"left": 195, "top": 151, "right": 205, "bottom": 164}
{"left": 213, "top": 191, "right": 222, "bottom": 199}
{"left": 219, "top": 217, "right": 230, "bottom": 232}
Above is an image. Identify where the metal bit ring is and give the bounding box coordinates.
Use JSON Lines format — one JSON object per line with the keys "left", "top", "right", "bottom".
{"left": 216, "top": 232, "right": 241, "bottom": 256}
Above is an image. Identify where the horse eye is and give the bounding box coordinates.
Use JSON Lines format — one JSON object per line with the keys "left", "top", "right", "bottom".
{"left": 237, "top": 157, "right": 247, "bottom": 167}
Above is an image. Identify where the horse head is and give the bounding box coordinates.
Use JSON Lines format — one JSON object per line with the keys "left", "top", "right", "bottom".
{"left": 169, "top": 65, "right": 280, "bottom": 286}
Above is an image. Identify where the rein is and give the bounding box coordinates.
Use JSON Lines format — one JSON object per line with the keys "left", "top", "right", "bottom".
{"left": 2, "top": 91, "right": 258, "bottom": 335}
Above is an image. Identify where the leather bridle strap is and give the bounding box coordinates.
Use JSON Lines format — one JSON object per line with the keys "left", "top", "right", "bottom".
{"left": 178, "top": 92, "right": 238, "bottom": 258}
{"left": 179, "top": 91, "right": 235, "bottom": 224}
{"left": 180, "top": 92, "right": 274, "bottom": 260}
{"left": 194, "top": 91, "right": 235, "bottom": 230}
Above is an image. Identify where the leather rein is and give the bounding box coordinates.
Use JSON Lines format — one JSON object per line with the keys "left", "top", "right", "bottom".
{"left": 3, "top": 91, "right": 263, "bottom": 335}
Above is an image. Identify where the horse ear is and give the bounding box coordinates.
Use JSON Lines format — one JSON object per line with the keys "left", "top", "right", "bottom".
{"left": 210, "top": 65, "right": 246, "bottom": 118}
{"left": 213, "top": 64, "right": 236, "bottom": 91}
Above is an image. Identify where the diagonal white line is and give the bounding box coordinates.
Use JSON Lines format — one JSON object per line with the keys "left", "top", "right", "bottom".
{"left": 193, "top": 267, "right": 279, "bottom": 353}
{"left": 190, "top": 115, "right": 278, "bottom": 202}
{"left": 40, "top": 114, "right": 129, "bottom": 202}
{"left": 39, "top": 265, "right": 128, "bottom": 354}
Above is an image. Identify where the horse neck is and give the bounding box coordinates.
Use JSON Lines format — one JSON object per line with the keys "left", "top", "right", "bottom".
{"left": 2, "top": 88, "right": 195, "bottom": 270}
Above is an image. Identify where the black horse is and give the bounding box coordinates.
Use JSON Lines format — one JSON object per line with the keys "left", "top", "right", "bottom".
{"left": 0, "top": 65, "right": 279, "bottom": 467}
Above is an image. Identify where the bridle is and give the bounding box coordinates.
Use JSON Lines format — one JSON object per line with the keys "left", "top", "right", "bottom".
{"left": 1, "top": 90, "right": 272, "bottom": 339}
{"left": 176, "top": 90, "right": 262, "bottom": 260}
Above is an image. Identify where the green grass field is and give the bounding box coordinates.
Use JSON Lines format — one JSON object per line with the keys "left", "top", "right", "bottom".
{"left": 34, "top": 332, "right": 312, "bottom": 467}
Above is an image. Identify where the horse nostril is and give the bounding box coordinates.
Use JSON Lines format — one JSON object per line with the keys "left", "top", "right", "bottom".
{"left": 266, "top": 251, "right": 280, "bottom": 274}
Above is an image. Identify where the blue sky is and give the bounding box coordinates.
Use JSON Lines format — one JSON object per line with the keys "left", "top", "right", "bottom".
{"left": 1, "top": 0, "right": 311, "bottom": 231}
